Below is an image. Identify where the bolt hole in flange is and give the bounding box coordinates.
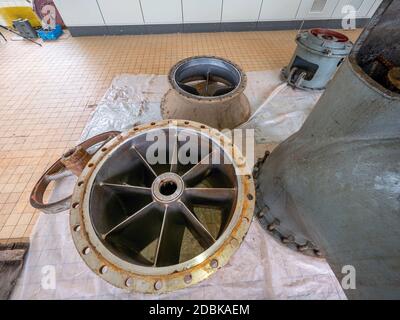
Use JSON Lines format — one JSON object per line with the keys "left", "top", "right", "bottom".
{"left": 100, "top": 266, "right": 108, "bottom": 274}
{"left": 210, "top": 259, "right": 218, "bottom": 269}
{"left": 184, "top": 274, "right": 192, "bottom": 284}
{"left": 71, "top": 121, "right": 255, "bottom": 292}
{"left": 125, "top": 277, "right": 133, "bottom": 287}
{"left": 154, "top": 280, "right": 162, "bottom": 290}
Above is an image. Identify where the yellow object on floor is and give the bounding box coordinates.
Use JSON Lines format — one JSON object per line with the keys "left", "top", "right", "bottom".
{"left": 0, "top": 6, "right": 41, "bottom": 28}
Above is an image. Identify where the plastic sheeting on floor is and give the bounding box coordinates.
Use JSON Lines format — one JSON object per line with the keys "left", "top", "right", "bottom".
{"left": 11, "top": 70, "right": 346, "bottom": 300}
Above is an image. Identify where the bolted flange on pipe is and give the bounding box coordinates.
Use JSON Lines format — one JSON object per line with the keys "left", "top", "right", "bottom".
{"left": 256, "top": 0, "right": 400, "bottom": 299}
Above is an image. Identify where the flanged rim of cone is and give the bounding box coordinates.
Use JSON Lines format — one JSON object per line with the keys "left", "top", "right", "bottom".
{"left": 70, "top": 120, "right": 255, "bottom": 293}
{"left": 161, "top": 56, "right": 251, "bottom": 130}
{"left": 168, "top": 55, "right": 247, "bottom": 102}
{"left": 253, "top": 151, "right": 323, "bottom": 258}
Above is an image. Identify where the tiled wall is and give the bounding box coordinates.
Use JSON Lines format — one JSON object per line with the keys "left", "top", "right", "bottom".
{"left": 53, "top": 0, "right": 382, "bottom": 28}
{"left": 0, "top": 0, "right": 30, "bottom": 7}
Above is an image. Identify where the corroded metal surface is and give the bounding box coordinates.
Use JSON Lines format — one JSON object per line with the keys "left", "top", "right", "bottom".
{"left": 60, "top": 146, "right": 92, "bottom": 176}
{"left": 70, "top": 120, "right": 255, "bottom": 293}
{"left": 30, "top": 131, "right": 120, "bottom": 214}
{"left": 161, "top": 56, "right": 251, "bottom": 130}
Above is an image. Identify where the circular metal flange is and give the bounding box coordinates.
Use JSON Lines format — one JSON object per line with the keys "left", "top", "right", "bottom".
{"left": 70, "top": 120, "right": 255, "bottom": 293}
{"left": 161, "top": 56, "right": 251, "bottom": 130}
{"left": 168, "top": 55, "right": 246, "bottom": 101}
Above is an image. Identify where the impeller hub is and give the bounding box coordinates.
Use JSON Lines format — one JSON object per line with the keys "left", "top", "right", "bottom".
{"left": 152, "top": 173, "right": 184, "bottom": 203}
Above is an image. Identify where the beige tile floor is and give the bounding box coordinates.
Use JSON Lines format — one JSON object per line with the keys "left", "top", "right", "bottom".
{"left": 0, "top": 29, "right": 361, "bottom": 243}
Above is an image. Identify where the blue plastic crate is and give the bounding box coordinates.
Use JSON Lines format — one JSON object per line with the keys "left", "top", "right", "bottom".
{"left": 37, "top": 24, "right": 63, "bottom": 41}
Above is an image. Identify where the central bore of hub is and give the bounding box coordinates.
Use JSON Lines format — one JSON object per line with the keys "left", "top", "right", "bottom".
{"left": 152, "top": 172, "right": 184, "bottom": 203}
{"left": 159, "top": 180, "right": 177, "bottom": 196}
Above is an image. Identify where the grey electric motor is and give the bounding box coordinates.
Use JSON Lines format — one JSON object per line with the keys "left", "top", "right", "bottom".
{"left": 282, "top": 28, "right": 353, "bottom": 90}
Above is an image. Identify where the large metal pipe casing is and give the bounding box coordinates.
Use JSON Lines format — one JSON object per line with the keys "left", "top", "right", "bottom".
{"left": 256, "top": 0, "right": 400, "bottom": 299}
{"left": 161, "top": 56, "right": 251, "bottom": 130}
{"left": 162, "top": 90, "right": 250, "bottom": 130}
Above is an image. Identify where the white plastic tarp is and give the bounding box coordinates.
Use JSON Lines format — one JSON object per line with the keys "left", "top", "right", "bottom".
{"left": 11, "top": 70, "right": 345, "bottom": 300}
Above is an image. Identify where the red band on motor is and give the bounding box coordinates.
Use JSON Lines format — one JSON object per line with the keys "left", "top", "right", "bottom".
{"left": 310, "top": 28, "right": 349, "bottom": 42}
